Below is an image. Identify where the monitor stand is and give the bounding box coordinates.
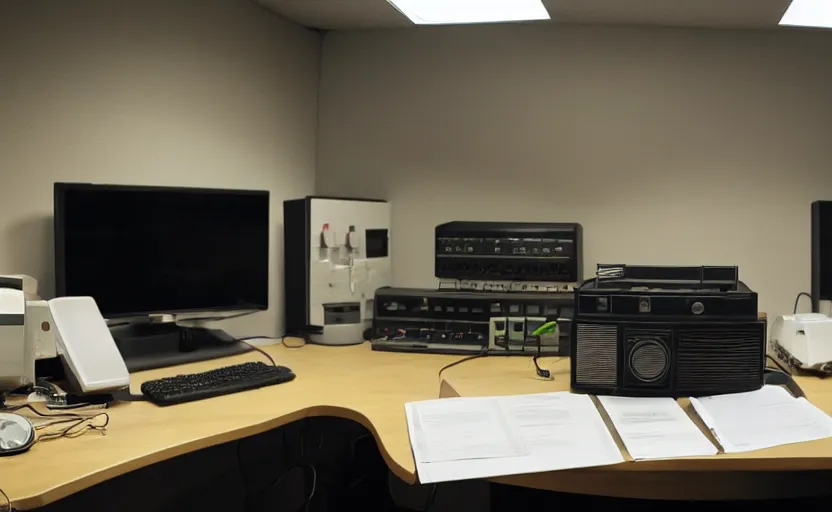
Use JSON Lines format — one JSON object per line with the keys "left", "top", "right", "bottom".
{"left": 111, "top": 322, "right": 251, "bottom": 373}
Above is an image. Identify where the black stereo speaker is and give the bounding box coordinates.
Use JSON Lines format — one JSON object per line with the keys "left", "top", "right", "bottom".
{"left": 571, "top": 320, "right": 766, "bottom": 397}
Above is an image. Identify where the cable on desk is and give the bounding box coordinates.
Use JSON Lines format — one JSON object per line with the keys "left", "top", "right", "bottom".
{"left": 0, "top": 485, "right": 8, "bottom": 510}
{"left": 237, "top": 335, "right": 306, "bottom": 351}
{"left": 530, "top": 322, "right": 559, "bottom": 380}
{"left": 35, "top": 413, "right": 109, "bottom": 440}
{"left": 0, "top": 485, "right": 10, "bottom": 512}
{"left": 2, "top": 403, "right": 109, "bottom": 441}
{"left": 238, "top": 339, "right": 277, "bottom": 366}
{"left": 794, "top": 292, "right": 814, "bottom": 314}
{"left": 438, "top": 349, "right": 488, "bottom": 379}
{"left": 532, "top": 355, "right": 553, "bottom": 380}
{"left": 766, "top": 353, "right": 791, "bottom": 375}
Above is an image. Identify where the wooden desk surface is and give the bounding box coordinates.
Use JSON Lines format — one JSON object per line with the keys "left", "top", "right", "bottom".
{"left": 440, "top": 355, "right": 832, "bottom": 500}
{"left": 5, "top": 344, "right": 832, "bottom": 508}
{"left": 0, "top": 343, "right": 458, "bottom": 510}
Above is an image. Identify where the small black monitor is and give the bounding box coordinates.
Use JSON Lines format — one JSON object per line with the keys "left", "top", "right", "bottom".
{"left": 812, "top": 201, "right": 832, "bottom": 311}
{"left": 54, "top": 183, "right": 270, "bottom": 318}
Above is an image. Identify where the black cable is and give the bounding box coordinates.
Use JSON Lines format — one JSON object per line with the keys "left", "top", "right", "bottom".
{"left": 532, "top": 355, "right": 551, "bottom": 379}
{"left": 238, "top": 340, "right": 276, "bottom": 366}
{"left": 438, "top": 349, "right": 488, "bottom": 379}
{"left": 3, "top": 402, "right": 96, "bottom": 418}
{"left": 533, "top": 336, "right": 551, "bottom": 379}
{"left": 2, "top": 403, "right": 109, "bottom": 441}
{"left": 794, "top": 292, "right": 814, "bottom": 314}
{"left": 237, "top": 336, "right": 278, "bottom": 342}
{"left": 0, "top": 484, "right": 9, "bottom": 512}
{"left": 424, "top": 484, "right": 439, "bottom": 512}
{"left": 766, "top": 353, "right": 791, "bottom": 375}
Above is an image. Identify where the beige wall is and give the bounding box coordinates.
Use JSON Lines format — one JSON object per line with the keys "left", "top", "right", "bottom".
{"left": 317, "top": 24, "right": 832, "bottom": 320}
{"left": 0, "top": 0, "right": 321, "bottom": 337}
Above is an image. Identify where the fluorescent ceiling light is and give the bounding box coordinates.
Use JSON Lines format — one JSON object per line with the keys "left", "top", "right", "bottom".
{"left": 780, "top": 0, "right": 832, "bottom": 29}
{"left": 387, "top": 0, "right": 550, "bottom": 25}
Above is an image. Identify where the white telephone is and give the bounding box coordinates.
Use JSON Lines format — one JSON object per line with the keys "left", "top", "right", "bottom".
{"left": 49, "top": 297, "right": 130, "bottom": 394}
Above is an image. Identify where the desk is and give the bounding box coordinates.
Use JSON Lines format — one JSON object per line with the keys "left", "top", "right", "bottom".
{"left": 1, "top": 343, "right": 457, "bottom": 510}
{"left": 4, "top": 343, "right": 832, "bottom": 509}
{"left": 440, "top": 356, "right": 832, "bottom": 500}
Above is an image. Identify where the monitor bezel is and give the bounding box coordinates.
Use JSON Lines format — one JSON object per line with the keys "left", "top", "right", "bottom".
{"left": 54, "top": 182, "right": 270, "bottom": 318}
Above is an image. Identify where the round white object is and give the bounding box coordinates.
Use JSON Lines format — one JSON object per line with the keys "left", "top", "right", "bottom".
{"left": 0, "top": 412, "right": 35, "bottom": 455}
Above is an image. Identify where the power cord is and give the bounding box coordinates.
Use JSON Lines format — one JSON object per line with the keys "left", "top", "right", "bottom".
{"left": 766, "top": 353, "right": 791, "bottom": 375}
{"left": 424, "top": 484, "right": 439, "bottom": 512}
{"left": 237, "top": 335, "right": 306, "bottom": 350}
{"left": 532, "top": 355, "right": 551, "bottom": 380}
{"left": 438, "top": 349, "right": 488, "bottom": 379}
{"left": 531, "top": 321, "right": 558, "bottom": 379}
{"left": 794, "top": 292, "right": 814, "bottom": 314}
{"left": 2, "top": 403, "right": 109, "bottom": 441}
{"left": 0, "top": 484, "right": 10, "bottom": 512}
{"left": 238, "top": 339, "right": 277, "bottom": 366}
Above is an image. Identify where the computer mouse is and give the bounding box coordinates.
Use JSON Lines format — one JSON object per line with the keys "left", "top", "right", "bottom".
{"left": 0, "top": 413, "right": 35, "bottom": 456}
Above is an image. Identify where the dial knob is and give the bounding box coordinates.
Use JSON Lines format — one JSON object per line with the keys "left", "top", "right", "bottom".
{"left": 691, "top": 302, "right": 705, "bottom": 315}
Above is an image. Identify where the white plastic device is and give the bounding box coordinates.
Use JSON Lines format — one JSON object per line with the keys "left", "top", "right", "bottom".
{"left": 309, "top": 199, "right": 391, "bottom": 345}
{"left": 770, "top": 313, "right": 832, "bottom": 368}
{"left": 0, "top": 278, "right": 31, "bottom": 391}
{"left": 49, "top": 296, "right": 129, "bottom": 393}
{"left": 26, "top": 300, "right": 57, "bottom": 360}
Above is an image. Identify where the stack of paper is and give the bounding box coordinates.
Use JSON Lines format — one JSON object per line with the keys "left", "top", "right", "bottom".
{"left": 691, "top": 385, "right": 832, "bottom": 453}
{"left": 598, "top": 396, "right": 718, "bottom": 460}
{"left": 405, "top": 392, "right": 624, "bottom": 484}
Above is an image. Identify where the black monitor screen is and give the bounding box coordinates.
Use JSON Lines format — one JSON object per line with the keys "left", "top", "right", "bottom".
{"left": 814, "top": 201, "right": 832, "bottom": 303}
{"left": 54, "top": 183, "right": 269, "bottom": 317}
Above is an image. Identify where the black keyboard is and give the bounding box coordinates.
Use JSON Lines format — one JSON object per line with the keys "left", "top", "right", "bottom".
{"left": 141, "top": 362, "right": 296, "bottom": 406}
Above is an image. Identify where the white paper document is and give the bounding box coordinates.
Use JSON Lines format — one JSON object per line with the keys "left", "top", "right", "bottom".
{"left": 406, "top": 397, "right": 527, "bottom": 463}
{"left": 690, "top": 385, "right": 832, "bottom": 453}
{"left": 598, "top": 396, "right": 717, "bottom": 460}
{"left": 405, "top": 392, "right": 625, "bottom": 484}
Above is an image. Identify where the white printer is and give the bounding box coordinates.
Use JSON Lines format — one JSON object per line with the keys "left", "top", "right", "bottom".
{"left": 0, "top": 276, "right": 32, "bottom": 391}
{"left": 770, "top": 313, "right": 832, "bottom": 370}
{"left": 1, "top": 273, "right": 128, "bottom": 396}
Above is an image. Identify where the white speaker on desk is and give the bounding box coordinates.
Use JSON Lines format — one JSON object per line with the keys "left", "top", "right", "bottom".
{"left": 49, "top": 297, "right": 129, "bottom": 394}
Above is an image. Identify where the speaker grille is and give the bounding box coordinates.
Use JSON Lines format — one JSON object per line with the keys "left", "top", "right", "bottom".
{"left": 629, "top": 336, "right": 670, "bottom": 383}
{"left": 676, "top": 327, "right": 764, "bottom": 395}
{"left": 575, "top": 323, "right": 618, "bottom": 386}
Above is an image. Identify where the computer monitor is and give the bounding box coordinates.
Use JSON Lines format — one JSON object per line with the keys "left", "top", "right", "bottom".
{"left": 54, "top": 183, "right": 270, "bottom": 371}
{"left": 812, "top": 201, "right": 832, "bottom": 312}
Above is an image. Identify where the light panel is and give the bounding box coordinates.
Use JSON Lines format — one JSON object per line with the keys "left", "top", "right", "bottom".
{"left": 386, "top": 0, "right": 550, "bottom": 25}
{"left": 780, "top": 0, "right": 832, "bottom": 29}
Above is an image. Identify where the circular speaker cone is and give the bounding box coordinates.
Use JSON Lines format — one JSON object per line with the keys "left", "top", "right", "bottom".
{"left": 629, "top": 339, "right": 670, "bottom": 383}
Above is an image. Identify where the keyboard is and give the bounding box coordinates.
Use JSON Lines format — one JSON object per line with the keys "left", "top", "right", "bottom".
{"left": 141, "top": 362, "right": 296, "bottom": 406}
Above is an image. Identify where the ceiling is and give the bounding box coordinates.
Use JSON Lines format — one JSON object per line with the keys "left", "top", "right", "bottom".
{"left": 257, "top": 0, "right": 796, "bottom": 31}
